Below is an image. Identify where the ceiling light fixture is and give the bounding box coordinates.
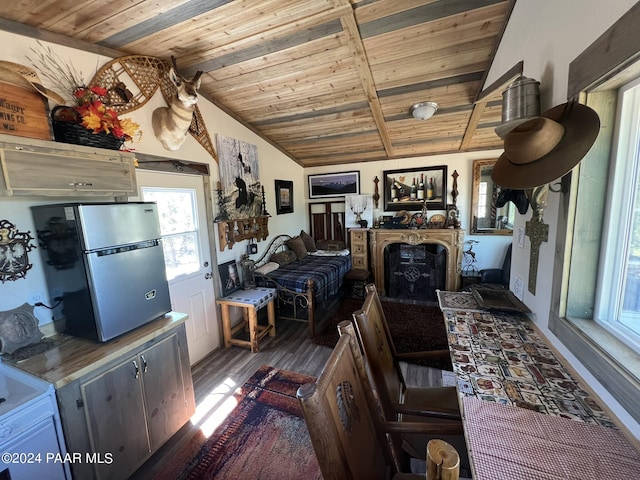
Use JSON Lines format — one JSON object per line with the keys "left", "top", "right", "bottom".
{"left": 410, "top": 101, "right": 438, "bottom": 120}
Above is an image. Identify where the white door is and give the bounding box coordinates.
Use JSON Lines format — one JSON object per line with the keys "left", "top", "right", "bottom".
{"left": 137, "top": 170, "right": 220, "bottom": 365}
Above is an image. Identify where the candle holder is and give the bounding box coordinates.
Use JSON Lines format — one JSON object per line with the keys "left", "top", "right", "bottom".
{"left": 261, "top": 185, "right": 270, "bottom": 216}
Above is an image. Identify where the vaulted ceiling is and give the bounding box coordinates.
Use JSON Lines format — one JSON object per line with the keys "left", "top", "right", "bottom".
{"left": 0, "top": 0, "right": 516, "bottom": 167}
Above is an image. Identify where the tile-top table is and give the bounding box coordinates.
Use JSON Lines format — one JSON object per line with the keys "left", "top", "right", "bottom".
{"left": 217, "top": 287, "right": 277, "bottom": 353}
{"left": 444, "top": 308, "right": 615, "bottom": 427}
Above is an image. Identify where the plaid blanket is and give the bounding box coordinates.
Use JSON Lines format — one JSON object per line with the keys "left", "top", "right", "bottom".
{"left": 255, "top": 254, "right": 352, "bottom": 301}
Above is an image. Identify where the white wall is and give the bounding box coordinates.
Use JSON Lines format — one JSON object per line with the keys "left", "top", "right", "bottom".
{"left": 0, "top": 29, "right": 304, "bottom": 325}
{"left": 484, "top": 0, "right": 640, "bottom": 437}
{"left": 306, "top": 150, "right": 511, "bottom": 272}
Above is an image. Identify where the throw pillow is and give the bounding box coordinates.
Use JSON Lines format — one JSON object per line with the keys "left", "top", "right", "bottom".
{"left": 255, "top": 262, "right": 280, "bottom": 275}
{"left": 300, "top": 230, "right": 318, "bottom": 252}
{"left": 286, "top": 236, "right": 308, "bottom": 260}
{"left": 270, "top": 250, "right": 297, "bottom": 266}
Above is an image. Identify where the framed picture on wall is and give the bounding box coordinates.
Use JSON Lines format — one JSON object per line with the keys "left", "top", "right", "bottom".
{"left": 383, "top": 166, "right": 447, "bottom": 211}
{"left": 308, "top": 171, "right": 360, "bottom": 199}
{"left": 218, "top": 260, "right": 241, "bottom": 297}
{"left": 275, "top": 179, "right": 294, "bottom": 214}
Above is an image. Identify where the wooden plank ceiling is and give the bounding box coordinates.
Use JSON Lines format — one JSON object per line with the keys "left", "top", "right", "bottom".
{"left": 0, "top": 0, "right": 515, "bottom": 167}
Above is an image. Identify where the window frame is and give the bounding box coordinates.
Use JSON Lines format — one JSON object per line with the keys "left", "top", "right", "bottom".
{"left": 549, "top": 2, "right": 640, "bottom": 425}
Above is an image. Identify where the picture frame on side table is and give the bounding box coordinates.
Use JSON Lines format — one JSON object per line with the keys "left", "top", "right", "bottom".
{"left": 218, "top": 260, "right": 241, "bottom": 297}
{"left": 275, "top": 179, "right": 294, "bottom": 214}
{"left": 383, "top": 166, "right": 447, "bottom": 211}
{"left": 308, "top": 171, "right": 360, "bottom": 199}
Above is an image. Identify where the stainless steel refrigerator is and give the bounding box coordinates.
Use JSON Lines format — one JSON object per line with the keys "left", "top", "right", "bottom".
{"left": 32, "top": 202, "right": 172, "bottom": 342}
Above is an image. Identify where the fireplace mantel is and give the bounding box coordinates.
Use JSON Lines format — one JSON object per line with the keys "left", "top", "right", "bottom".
{"left": 369, "top": 228, "right": 465, "bottom": 295}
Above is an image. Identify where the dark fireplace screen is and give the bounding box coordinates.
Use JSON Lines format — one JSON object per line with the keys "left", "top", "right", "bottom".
{"left": 385, "top": 243, "right": 447, "bottom": 301}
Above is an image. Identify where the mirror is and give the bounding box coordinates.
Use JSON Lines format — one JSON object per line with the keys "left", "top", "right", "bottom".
{"left": 471, "top": 159, "right": 513, "bottom": 235}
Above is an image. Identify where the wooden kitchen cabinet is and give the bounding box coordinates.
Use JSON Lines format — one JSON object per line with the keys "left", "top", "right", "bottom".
{"left": 0, "top": 133, "right": 137, "bottom": 196}
{"left": 55, "top": 322, "right": 194, "bottom": 480}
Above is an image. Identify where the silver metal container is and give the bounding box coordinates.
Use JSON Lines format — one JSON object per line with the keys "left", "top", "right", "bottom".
{"left": 495, "top": 75, "right": 540, "bottom": 138}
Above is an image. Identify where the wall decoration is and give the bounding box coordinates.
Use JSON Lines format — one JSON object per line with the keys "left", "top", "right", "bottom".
{"left": 345, "top": 194, "right": 373, "bottom": 228}
{"left": 383, "top": 166, "right": 448, "bottom": 211}
{"left": 308, "top": 171, "right": 360, "bottom": 199}
{"left": 217, "top": 134, "right": 263, "bottom": 220}
{"left": 0, "top": 219, "right": 36, "bottom": 283}
{"left": 218, "top": 260, "right": 241, "bottom": 297}
{"left": 88, "top": 55, "right": 218, "bottom": 161}
{"left": 275, "top": 180, "right": 294, "bottom": 215}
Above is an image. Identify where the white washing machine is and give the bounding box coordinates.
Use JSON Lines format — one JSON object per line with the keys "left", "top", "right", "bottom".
{"left": 0, "top": 361, "right": 70, "bottom": 480}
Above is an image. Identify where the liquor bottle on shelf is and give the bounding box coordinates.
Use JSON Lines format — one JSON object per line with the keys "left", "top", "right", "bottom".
{"left": 427, "top": 177, "right": 435, "bottom": 199}
{"left": 391, "top": 177, "right": 399, "bottom": 202}
{"left": 410, "top": 177, "right": 417, "bottom": 200}
{"left": 417, "top": 173, "right": 425, "bottom": 200}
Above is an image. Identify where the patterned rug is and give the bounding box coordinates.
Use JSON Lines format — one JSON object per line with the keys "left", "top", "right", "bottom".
{"left": 437, "top": 289, "right": 485, "bottom": 312}
{"left": 155, "top": 366, "right": 320, "bottom": 480}
{"left": 313, "top": 296, "right": 453, "bottom": 371}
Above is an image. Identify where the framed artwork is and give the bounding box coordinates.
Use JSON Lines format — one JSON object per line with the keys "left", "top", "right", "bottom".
{"left": 216, "top": 134, "right": 262, "bottom": 220}
{"left": 275, "top": 179, "right": 294, "bottom": 214}
{"left": 383, "top": 166, "right": 448, "bottom": 211}
{"left": 218, "top": 260, "right": 241, "bottom": 297}
{"left": 308, "top": 171, "right": 360, "bottom": 199}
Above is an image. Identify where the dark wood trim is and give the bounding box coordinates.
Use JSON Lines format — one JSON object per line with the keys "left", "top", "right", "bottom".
{"left": 135, "top": 152, "right": 210, "bottom": 176}
{"left": 568, "top": 2, "right": 640, "bottom": 99}
{"left": 476, "top": 60, "right": 524, "bottom": 103}
{"left": 0, "top": 17, "right": 124, "bottom": 59}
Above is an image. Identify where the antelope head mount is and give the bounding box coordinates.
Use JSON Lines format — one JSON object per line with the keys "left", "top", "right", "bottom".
{"left": 152, "top": 56, "right": 203, "bottom": 150}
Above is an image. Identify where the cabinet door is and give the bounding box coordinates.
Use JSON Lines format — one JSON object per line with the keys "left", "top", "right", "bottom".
{"left": 81, "top": 355, "right": 150, "bottom": 480}
{"left": 1, "top": 144, "right": 136, "bottom": 196}
{"left": 140, "top": 333, "right": 189, "bottom": 450}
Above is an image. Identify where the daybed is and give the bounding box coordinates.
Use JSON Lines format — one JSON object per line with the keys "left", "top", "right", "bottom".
{"left": 254, "top": 233, "right": 352, "bottom": 337}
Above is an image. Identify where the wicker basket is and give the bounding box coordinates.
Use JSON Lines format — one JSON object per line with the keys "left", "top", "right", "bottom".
{"left": 51, "top": 107, "right": 124, "bottom": 150}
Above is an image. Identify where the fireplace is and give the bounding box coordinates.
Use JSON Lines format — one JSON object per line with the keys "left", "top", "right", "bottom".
{"left": 386, "top": 243, "right": 447, "bottom": 301}
{"left": 369, "top": 229, "right": 464, "bottom": 298}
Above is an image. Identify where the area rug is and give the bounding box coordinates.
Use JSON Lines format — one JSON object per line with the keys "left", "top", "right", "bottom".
{"left": 314, "top": 296, "right": 452, "bottom": 371}
{"left": 157, "top": 366, "right": 320, "bottom": 480}
{"left": 436, "top": 289, "right": 485, "bottom": 312}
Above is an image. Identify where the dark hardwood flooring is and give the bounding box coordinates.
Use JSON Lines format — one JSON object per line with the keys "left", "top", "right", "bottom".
{"left": 132, "top": 311, "right": 447, "bottom": 479}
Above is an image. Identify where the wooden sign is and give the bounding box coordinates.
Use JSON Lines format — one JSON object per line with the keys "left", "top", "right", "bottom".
{"left": 0, "top": 82, "right": 53, "bottom": 140}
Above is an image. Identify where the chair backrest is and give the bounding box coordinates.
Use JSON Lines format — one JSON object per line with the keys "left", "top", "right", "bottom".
{"left": 352, "top": 283, "right": 405, "bottom": 421}
{"left": 297, "top": 330, "right": 396, "bottom": 480}
{"left": 500, "top": 243, "right": 512, "bottom": 287}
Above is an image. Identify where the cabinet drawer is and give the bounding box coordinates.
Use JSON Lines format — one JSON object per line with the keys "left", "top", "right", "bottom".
{"left": 353, "top": 256, "right": 366, "bottom": 268}
{"left": 353, "top": 243, "right": 366, "bottom": 255}
{"left": 352, "top": 230, "right": 366, "bottom": 242}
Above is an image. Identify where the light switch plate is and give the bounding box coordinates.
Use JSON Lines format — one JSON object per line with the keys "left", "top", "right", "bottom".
{"left": 517, "top": 227, "right": 525, "bottom": 248}
{"left": 514, "top": 276, "right": 525, "bottom": 300}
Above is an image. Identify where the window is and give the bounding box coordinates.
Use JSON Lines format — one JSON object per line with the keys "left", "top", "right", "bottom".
{"left": 478, "top": 181, "right": 488, "bottom": 218}
{"left": 596, "top": 76, "right": 640, "bottom": 349}
{"left": 141, "top": 187, "right": 201, "bottom": 281}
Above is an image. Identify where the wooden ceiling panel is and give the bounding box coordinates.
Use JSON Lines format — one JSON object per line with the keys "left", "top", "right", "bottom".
{"left": 0, "top": 0, "right": 514, "bottom": 166}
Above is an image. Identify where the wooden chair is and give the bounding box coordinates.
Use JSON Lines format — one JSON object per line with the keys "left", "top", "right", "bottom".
{"left": 350, "top": 284, "right": 467, "bottom": 466}
{"left": 297, "top": 329, "right": 461, "bottom": 480}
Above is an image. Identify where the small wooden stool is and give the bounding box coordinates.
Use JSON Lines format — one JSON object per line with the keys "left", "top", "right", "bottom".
{"left": 344, "top": 268, "right": 370, "bottom": 298}
{"left": 217, "top": 287, "right": 277, "bottom": 353}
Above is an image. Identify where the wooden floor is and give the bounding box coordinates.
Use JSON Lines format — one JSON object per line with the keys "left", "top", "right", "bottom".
{"left": 132, "top": 313, "right": 446, "bottom": 479}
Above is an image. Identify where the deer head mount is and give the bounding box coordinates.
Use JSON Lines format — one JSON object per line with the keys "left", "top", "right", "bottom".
{"left": 152, "top": 56, "right": 203, "bottom": 151}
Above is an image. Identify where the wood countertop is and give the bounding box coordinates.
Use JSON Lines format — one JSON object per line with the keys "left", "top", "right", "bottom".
{"left": 11, "top": 312, "right": 188, "bottom": 388}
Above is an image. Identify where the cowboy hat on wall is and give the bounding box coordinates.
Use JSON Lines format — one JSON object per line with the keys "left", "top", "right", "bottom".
{"left": 492, "top": 100, "right": 600, "bottom": 190}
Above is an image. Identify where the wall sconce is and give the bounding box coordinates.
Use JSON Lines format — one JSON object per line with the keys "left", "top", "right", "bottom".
{"left": 410, "top": 102, "right": 438, "bottom": 120}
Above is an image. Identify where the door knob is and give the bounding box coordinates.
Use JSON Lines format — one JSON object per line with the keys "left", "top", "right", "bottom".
{"left": 205, "top": 272, "right": 212, "bottom": 279}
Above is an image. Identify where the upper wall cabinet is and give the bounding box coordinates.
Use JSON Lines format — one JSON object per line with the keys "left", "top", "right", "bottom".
{"left": 0, "top": 133, "right": 137, "bottom": 197}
